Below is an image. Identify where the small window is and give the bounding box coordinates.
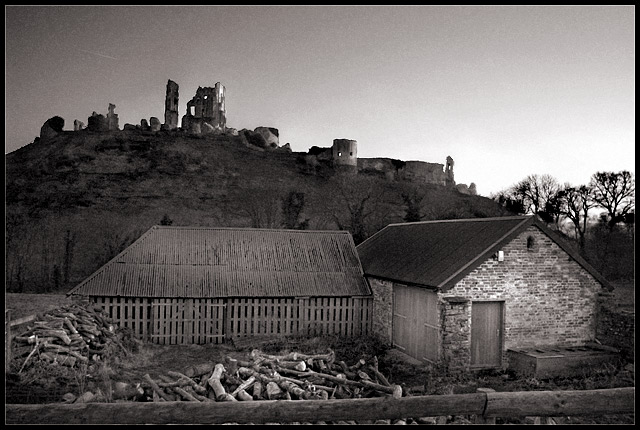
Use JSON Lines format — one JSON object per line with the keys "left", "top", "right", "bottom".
{"left": 204, "top": 95, "right": 208, "bottom": 100}
{"left": 350, "top": 152, "right": 353, "bottom": 156}
{"left": 338, "top": 152, "right": 342, "bottom": 157}
{"left": 527, "top": 236, "right": 535, "bottom": 250}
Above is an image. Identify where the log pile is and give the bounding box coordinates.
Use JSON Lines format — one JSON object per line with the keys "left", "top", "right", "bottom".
{"left": 139, "top": 349, "right": 403, "bottom": 402}
{"left": 11, "top": 304, "right": 127, "bottom": 370}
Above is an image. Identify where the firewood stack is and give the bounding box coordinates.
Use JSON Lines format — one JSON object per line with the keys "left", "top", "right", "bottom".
{"left": 11, "top": 304, "right": 127, "bottom": 370}
{"left": 140, "top": 349, "right": 403, "bottom": 402}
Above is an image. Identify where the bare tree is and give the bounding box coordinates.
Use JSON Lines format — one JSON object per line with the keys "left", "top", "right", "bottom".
{"left": 332, "top": 176, "right": 389, "bottom": 244}
{"left": 514, "top": 174, "right": 561, "bottom": 218}
{"left": 558, "top": 183, "right": 596, "bottom": 250}
{"left": 281, "top": 190, "right": 309, "bottom": 230}
{"left": 590, "top": 171, "right": 635, "bottom": 229}
{"left": 238, "top": 189, "right": 282, "bottom": 229}
{"left": 401, "top": 186, "right": 425, "bottom": 222}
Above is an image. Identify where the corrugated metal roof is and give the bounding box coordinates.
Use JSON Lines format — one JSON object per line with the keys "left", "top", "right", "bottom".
{"left": 69, "top": 227, "right": 371, "bottom": 298}
{"left": 356, "top": 216, "right": 612, "bottom": 291}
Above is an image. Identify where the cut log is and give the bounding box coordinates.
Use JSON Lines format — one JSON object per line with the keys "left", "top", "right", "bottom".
{"left": 33, "top": 329, "right": 71, "bottom": 345}
{"left": 253, "top": 381, "right": 263, "bottom": 400}
{"left": 167, "top": 371, "right": 207, "bottom": 395}
{"left": 266, "top": 381, "right": 286, "bottom": 400}
{"left": 230, "top": 376, "right": 256, "bottom": 397}
{"left": 236, "top": 389, "right": 254, "bottom": 401}
{"left": 207, "top": 363, "right": 236, "bottom": 401}
{"left": 143, "top": 374, "right": 173, "bottom": 402}
{"left": 182, "top": 362, "right": 215, "bottom": 379}
{"left": 174, "top": 387, "right": 201, "bottom": 402}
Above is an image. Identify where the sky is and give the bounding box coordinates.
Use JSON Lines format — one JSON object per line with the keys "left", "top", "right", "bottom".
{"left": 5, "top": 5, "right": 635, "bottom": 196}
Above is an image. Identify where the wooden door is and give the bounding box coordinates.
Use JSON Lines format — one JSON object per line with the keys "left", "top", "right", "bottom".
{"left": 393, "top": 285, "right": 438, "bottom": 362}
{"left": 471, "top": 301, "right": 503, "bottom": 367}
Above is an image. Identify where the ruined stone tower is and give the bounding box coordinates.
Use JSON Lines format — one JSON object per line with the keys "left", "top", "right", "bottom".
{"left": 182, "top": 82, "right": 226, "bottom": 133}
{"left": 445, "top": 156, "right": 455, "bottom": 187}
{"left": 332, "top": 139, "right": 358, "bottom": 168}
{"left": 164, "top": 79, "right": 179, "bottom": 130}
{"left": 106, "top": 103, "right": 119, "bottom": 131}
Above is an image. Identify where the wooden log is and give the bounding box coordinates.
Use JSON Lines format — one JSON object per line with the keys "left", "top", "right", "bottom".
{"left": 33, "top": 329, "right": 71, "bottom": 345}
{"left": 253, "top": 381, "right": 263, "bottom": 400}
{"left": 143, "top": 374, "right": 173, "bottom": 402}
{"left": 278, "top": 379, "right": 311, "bottom": 400}
{"left": 485, "top": 388, "right": 636, "bottom": 418}
{"left": 174, "top": 387, "right": 201, "bottom": 402}
{"left": 266, "top": 381, "right": 285, "bottom": 400}
{"left": 230, "top": 376, "right": 256, "bottom": 397}
{"left": 277, "top": 368, "right": 398, "bottom": 395}
{"left": 368, "top": 358, "right": 391, "bottom": 387}
{"left": 207, "top": 363, "right": 235, "bottom": 402}
{"left": 236, "top": 389, "right": 254, "bottom": 401}
{"left": 7, "top": 388, "right": 635, "bottom": 425}
{"left": 167, "top": 371, "right": 207, "bottom": 395}
{"left": 182, "top": 362, "right": 215, "bottom": 379}
{"left": 250, "top": 349, "right": 334, "bottom": 363}
{"left": 349, "top": 359, "right": 366, "bottom": 371}
{"left": 112, "top": 382, "right": 144, "bottom": 400}
{"left": 225, "top": 357, "right": 238, "bottom": 374}
{"left": 184, "top": 386, "right": 214, "bottom": 403}
{"left": 42, "top": 344, "right": 89, "bottom": 362}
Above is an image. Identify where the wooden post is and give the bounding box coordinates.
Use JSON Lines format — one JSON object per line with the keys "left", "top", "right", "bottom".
{"left": 5, "top": 309, "right": 12, "bottom": 372}
{"left": 474, "top": 388, "right": 496, "bottom": 424}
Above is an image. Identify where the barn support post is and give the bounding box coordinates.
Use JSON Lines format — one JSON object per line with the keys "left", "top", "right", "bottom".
{"left": 5, "top": 309, "right": 12, "bottom": 371}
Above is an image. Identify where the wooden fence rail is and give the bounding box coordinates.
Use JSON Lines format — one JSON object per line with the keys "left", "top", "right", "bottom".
{"left": 5, "top": 387, "right": 634, "bottom": 424}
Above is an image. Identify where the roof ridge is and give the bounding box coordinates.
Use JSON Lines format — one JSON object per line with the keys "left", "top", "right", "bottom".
{"left": 387, "top": 215, "right": 530, "bottom": 227}
{"left": 152, "top": 225, "right": 351, "bottom": 234}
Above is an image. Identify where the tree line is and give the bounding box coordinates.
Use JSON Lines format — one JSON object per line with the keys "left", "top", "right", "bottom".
{"left": 492, "top": 170, "right": 634, "bottom": 281}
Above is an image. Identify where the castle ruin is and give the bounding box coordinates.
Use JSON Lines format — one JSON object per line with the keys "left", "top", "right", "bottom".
{"left": 57, "top": 78, "right": 473, "bottom": 191}
{"left": 181, "top": 82, "right": 226, "bottom": 134}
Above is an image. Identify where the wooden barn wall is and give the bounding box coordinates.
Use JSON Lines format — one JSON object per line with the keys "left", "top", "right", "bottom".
{"left": 91, "top": 296, "right": 372, "bottom": 345}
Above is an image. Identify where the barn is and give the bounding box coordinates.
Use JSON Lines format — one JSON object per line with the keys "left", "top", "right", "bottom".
{"left": 68, "top": 226, "right": 372, "bottom": 344}
{"left": 356, "top": 216, "right": 613, "bottom": 372}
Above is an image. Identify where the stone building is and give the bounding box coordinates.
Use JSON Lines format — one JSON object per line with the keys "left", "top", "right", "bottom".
{"left": 357, "top": 216, "right": 613, "bottom": 372}
{"left": 182, "top": 82, "right": 226, "bottom": 134}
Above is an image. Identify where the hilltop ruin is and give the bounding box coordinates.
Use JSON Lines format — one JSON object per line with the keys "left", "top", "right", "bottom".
{"left": 36, "top": 78, "right": 475, "bottom": 193}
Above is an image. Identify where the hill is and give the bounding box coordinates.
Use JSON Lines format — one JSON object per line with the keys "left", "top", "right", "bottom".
{"left": 5, "top": 129, "right": 510, "bottom": 293}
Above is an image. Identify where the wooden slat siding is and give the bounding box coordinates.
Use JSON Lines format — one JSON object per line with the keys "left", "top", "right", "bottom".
{"left": 88, "top": 296, "right": 371, "bottom": 344}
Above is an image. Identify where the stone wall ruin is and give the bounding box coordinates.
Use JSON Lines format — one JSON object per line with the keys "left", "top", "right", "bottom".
{"left": 182, "top": 82, "right": 226, "bottom": 134}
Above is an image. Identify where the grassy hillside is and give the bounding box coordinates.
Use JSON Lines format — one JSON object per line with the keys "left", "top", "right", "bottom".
{"left": 6, "top": 129, "right": 510, "bottom": 293}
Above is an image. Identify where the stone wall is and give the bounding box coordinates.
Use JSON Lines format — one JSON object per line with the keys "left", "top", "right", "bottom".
{"left": 400, "top": 160, "right": 447, "bottom": 184}
{"left": 443, "top": 225, "right": 603, "bottom": 369}
{"left": 369, "top": 277, "right": 393, "bottom": 343}
{"left": 440, "top": 297, "right": 471, "bottom": 372}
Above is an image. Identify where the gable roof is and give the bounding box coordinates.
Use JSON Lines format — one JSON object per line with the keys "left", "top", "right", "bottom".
{"left": 68, "top": 226, "right": 371, "bottom": 298}
{"left": 356, "top": 216, "right": 613, "bottom": 291}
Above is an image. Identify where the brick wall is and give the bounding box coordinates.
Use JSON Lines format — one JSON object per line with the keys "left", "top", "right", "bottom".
{"left": 369, "top": 277, "right": 393, "bottom": 343}
{"left": 444, "top": 226, "right": 602, "bottom": 364}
